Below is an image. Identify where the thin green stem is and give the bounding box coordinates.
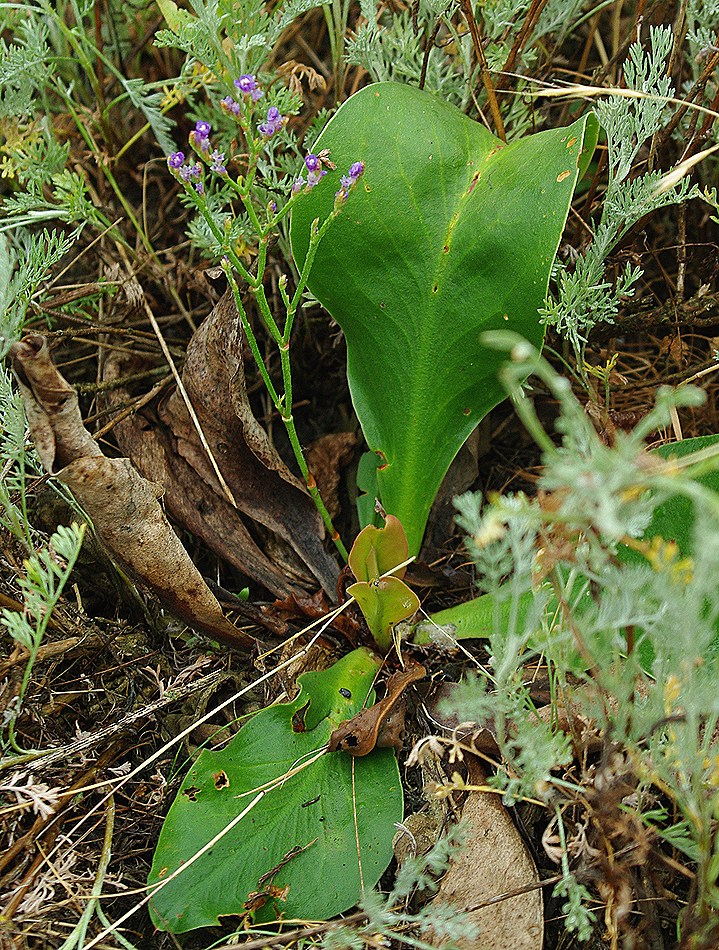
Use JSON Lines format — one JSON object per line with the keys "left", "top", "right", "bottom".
{"left": 222, "top": 265, "right": 280, "bottom": 406}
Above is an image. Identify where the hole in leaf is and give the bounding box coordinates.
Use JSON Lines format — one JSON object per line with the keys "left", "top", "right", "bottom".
{"left": 291, "top": 699, "right": 311, "bottom": 732}
{"left": 213, "top": 770, "right": 230, "bottom": 790}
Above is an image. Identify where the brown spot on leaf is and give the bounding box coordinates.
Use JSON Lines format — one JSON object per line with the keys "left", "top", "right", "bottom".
{"left": 213, "top": 771, "right": 230, "bottom": 790}
{"left": 291, "top": 698, "right": 311, "bottom": 733}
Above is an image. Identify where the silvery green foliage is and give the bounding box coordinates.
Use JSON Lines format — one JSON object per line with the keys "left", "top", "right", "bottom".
{"left": 684, "top": 0, "right": 719, "bottom": 150}
{"left": 1, "top": 522, "right": 85, "bottom": 748}
{"left": 155, "top": 0, "right": 326, "bottom": 74}
{"left": 346, "top": 0, "right": 591, "bottom": 128}
{"left": 552, "top": 873, "right": 596, "bottom": 941}
{"left": 0, "top": 230, "right": 74, "bottom": 358}
{"left": 441, "top": 346, "right": 719, "bottom": 940}
{"left": 0, "top": 364, "right": 42, "bottom": 546}
{"left": 1, "top": 523, "right": 84, "bottom": 652}
{"left": 542, "top": 27, "right": 700, "bottom": 358}
{"left": 0, "top": 16, "right": 50, "bottom": 119}
{"left": 315, "top": 827, "right": 480, "bottom": 948}
{"left": 346, "top": 0, "right": 473, "bottom": 108}
{"left": 686, "top": 0, "right": 719, "bottom": 65}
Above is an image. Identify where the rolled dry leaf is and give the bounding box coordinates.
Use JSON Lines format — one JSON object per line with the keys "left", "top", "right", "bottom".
{"left": 10, "top": 335, "right": 257, "bottom": 652}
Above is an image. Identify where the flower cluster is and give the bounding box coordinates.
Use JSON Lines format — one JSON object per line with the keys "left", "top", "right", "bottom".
{"left": 258, "top": 106, "right": 286, "bottom": 138}
{"left": 334, "top": 160, "right": 365, "bottom": 206}
{"left": 292, "top": 152, "right": 327, "bottom": 193}
{"left": 189, "top": 119, "right": 211, "bottom": 153}
{"left": 167, "top": 150, "right": 204, "bottom": 194}
{"left": 235, "top": 74, "right": 263, "bottom": 101}
{"left": 221, "top": 73, "right": 264, "bottom": 116}
{"left": 166, "top": 75, "right": 364, "bottom": 210}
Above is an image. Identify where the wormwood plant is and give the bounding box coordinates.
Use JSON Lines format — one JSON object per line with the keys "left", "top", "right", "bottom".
{"left": 429, "top": 335, "right": 719, "bottom": 944}
{"left": 540, "top": 25, "right": 716, "bottom": 386}
{"left": 0, "top": 522, "right": 85, "bottom": 754}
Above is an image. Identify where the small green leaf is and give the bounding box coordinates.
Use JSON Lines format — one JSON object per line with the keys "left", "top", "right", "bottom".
{"left": 156, "top": 0, "right": 194, "bottom": 33}
{"left": 348, "top": 577, "right": 421, "bottom": 653}
{"left": 148, "top": 648, "right": 401, "bottom": 933}
{"left": 349, "top": 513, "right": 409, "bottom": 582}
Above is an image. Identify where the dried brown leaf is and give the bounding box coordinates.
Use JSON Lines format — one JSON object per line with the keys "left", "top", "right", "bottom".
{"left": 101, "top": 286, "right": 338, "bottom": 597}
{"left": 155, "top": 290, "right": 339, "bottom": 595}
{"left": 328, "top": 660, "right": 425, "bottom": 755}
{"left": 427, "top": 758, "right": 544, "bottom": 950}
{"left": 10, "top": 336, "right": 257, "bottom": 652}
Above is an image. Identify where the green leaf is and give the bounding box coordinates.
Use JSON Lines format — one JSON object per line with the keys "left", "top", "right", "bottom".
{"left": 291, "top": 82, "right": 594, "bottom": 554}
{"left": 148, "top": 648, "right": 402, "bottom": 933}
{"left": 348, "top": 576, "right": 420, "bottom": 653}
{"left": 412, "top": 585, "right": 538, "bottom": 645}
{"left": 413, "top": 436, "right": 719, "bottom": 660}
{"left": 356, "top": 450, "right": 381, "bottom": 529}
{"left": 347, "top": 515, "right": 419, "bottom": 652}
{"left": 156, "top": 0, "right": 194, "bottom": 33}
{"left": 348, "top": 513, "right": 410, "bottom": 581}
{"left": 618, "top": 434, "right": 719, "bottom": 565}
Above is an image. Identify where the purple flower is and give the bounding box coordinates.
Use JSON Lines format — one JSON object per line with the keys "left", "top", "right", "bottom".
{"left": 179, "top": 162, "right": 202, "bottom": 183}
{"left": 306, "top": 168, "right": 326, "bottom": 189}
{"left": 258, "top": 106, "right": 285, "bottom": 138}
{"left": 221, "top": 96, "right": 241, "bottom": 116}
{"left": 168, "top": 151, "right": 185, "bottom": 169}
{"left": 334, "top": 160, "right": 364, "bottom": 206}
{"left": 195, "top": 181, "right": 204, "bottom": 195}
{"left": 189, "top": 121, "right": 211, "bottom": 153}
{"left": 292, "top": 176, "right": 305, "bottom": 194}
{"left": 304, "top": 153, "right": 321, "bottom": 172}
{"left": 210, "top": 149, "right": 227, "bottom": 175}
{"left": 235, "top": 74, "right": 259, "bottom": 95}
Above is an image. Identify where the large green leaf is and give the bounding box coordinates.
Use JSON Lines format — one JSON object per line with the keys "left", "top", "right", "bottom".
{"left": 148, "top": 647, "right": 401, "bottom": 933}
{"left": 291, "top": 82, "right": 595, "bottom": 554}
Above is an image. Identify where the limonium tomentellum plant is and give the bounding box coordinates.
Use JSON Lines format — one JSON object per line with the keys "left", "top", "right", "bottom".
{"left": 167, "top": 75, "right": 365, "bottom": 561}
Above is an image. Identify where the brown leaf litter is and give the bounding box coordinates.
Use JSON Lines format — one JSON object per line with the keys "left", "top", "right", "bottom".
{"left": 426, "top": 756, "right": 544, "bottom": 950}
{"left": 10, "top": 334, "right": 257, "bottom": 652}
{"left": 100, "top": 283, "right": 339, "bottom": 598}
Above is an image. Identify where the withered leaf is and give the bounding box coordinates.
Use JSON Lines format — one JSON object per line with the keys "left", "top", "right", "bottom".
{"left": 426, "top": 757, "right": 544, "bottom": 950}
{"left": 10, "top": 335, "right": 257, "bottom": 653}
{"left": 328, "top": 660, "right": 425, "bottom": 755}
{"left": 100, "top": 284, "right": 338, "bottom": 597}
{"left": 157, "top": 289, "right": 339, "bottom": 595}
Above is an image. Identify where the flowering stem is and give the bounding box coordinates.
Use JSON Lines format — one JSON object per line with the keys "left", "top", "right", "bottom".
{"left": 223, "top": 261, "right": 349, "bottom": 562}
{"left": 167, "top": 106, "right": 365, "bottom": 566}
